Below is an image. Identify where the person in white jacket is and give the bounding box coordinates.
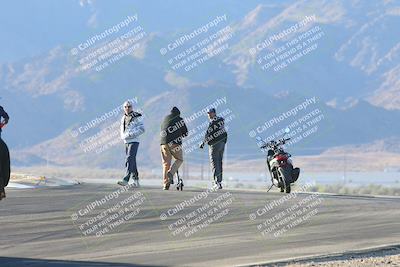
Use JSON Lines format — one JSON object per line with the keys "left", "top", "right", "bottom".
{"left": 118, "top": 100, "right": 145, "bottom": 187}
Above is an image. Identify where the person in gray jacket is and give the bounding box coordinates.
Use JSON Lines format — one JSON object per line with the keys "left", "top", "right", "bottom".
{"left": 200, "top": 108, "right": 227, "bottom": 189}
{"left": 118, "top": 100, "right": 145, "bottom": 187}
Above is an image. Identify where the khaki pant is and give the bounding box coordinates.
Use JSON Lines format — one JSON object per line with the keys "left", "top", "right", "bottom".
{"left": 160, "top": 144, "right": 183, "bottom": 186}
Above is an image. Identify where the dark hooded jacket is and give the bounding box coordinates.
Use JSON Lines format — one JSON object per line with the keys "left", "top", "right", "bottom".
{"left": 0, "top": 106, "right": 9, "bottom": 134}
{"left": 160, "top": 107, "right": 188, "bottom": 145}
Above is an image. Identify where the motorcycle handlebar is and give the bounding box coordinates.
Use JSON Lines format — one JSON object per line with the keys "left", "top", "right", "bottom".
{"left": 279, "top": 138, "right": 291, "bottom": 144}
{"left": 259, "top": 137, "right": 291, "bottom": 150}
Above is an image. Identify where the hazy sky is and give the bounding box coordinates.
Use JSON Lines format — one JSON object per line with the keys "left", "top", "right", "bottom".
{"left": 0, "top": 0, "right": 270, "bottom": 62}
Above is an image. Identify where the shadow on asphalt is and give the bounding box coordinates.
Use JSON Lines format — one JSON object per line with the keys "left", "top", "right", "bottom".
{"left": 0, "top": 257, "right": 164, "bottom": 267}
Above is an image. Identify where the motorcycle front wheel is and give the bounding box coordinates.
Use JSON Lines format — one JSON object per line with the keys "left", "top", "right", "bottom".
{"left": 278, "top": 167, "right": 292, "bottom": 193}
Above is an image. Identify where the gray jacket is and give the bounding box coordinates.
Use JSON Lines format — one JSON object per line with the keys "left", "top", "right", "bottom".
{"left": 120, "top": 112, "right": 145, "bottom": 144}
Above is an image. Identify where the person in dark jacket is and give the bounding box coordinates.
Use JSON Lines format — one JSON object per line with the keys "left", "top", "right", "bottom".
{"left": 0, "top": 103, "right": 9, "bottom": 200}
{"left": 0, "top": 105, "right": 9, "bottom": 139}
{"left": 160, "top": 107, "right": 188, "bottom": 190}
{"left": 200, "top": 108, "right": 227, "bottom": 189}
{"left": 0, "top": 138, "right": 10, "bottom": 200}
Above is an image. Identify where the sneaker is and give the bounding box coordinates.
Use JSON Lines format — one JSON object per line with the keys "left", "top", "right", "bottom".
{"left": 133, "top": 179, "right": 140, "bottom": 188}
{"left": 167, "top": 172, "right": 174, "bottom": 184}
{"left": 214, "top": 182, "right": 223, "bottom": 190}
{"left": 163, "top": 183, "right": 170, "bottom": 190}
{"left": 117, "top": 180, "right": 128, "bottom": 186}
{"left": 212, "top": 182, "right": 219, "bottom": 190}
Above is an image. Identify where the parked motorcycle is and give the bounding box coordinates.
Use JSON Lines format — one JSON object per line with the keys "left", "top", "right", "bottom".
{"left": 256, "top": 129, "right": 300, "bottom": 193}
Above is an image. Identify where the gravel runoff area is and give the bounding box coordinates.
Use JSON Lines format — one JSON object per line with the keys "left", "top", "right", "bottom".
{"left": 255, "top": 244, "right": 400, "bottom": 266}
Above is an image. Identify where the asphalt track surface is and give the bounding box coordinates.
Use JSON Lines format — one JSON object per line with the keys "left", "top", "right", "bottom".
{"left": 0, "top": 183, "right": 399, "bottom": 266}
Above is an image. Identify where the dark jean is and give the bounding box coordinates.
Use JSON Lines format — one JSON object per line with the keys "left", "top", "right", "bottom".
{"left": 209, "top": 141, "right": 225, "bottom": 183}
{"left": 0, "top": 138, "right": 10, "bottom": 192}
{"left": 123, "top": 142, "right": 139, "bottom": 181}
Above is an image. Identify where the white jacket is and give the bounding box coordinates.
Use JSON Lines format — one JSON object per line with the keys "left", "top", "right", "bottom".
{"left": 120, "top": 112, "right": 145, "bottom": 144}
